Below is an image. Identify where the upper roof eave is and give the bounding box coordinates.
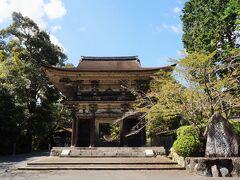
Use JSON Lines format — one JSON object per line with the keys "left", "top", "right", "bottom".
{"left": 42, "top": 64, "right": 176, "bottom": 73}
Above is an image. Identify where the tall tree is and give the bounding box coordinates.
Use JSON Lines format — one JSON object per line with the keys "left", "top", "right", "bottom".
{"left": 138, "top": 52, "right": 240, "bottom": 135}
{"left": 0, "top": 12, "right": 67, "bottom": 152}
{"left": 182, "top": 0, "right": 240, "bottom": 53}
{"left": 181, "top": 0, "right": 240, "bottom": 119}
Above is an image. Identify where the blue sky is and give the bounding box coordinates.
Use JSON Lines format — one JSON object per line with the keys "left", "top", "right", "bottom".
{"left": 0, "top": 0, "right": 187, "bottom": 67}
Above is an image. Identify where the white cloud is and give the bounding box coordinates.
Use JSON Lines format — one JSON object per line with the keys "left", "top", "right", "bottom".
{"left": 51, "top": 25, "right": 62, "bottom": 33}
{"left": 0, "top": 0, "right": 11, "bottom": 23}
{"left": 0, "top": 0, "right": 67, "bottom": 50}
{"left": 177, "top": 49, "right": 187, "bottom": 57}
{"left": 170, "top": 24, "right": 183, "bottom": 34}
{"left": 0, "top": 0, "right": 46, "bottom": 28}
{"left": 49, "top": 34, "right": 65, "bottom": 51}
{"left": 44, "top": 0, "right": 66, "bottom": 19}
{"left": 0, "top": 0, "right": 66, "bottom": 28}
{"left": 156, "top": 24, "right": 168, "bottom": 32}
{"left": 156, "top": 24, "right": 183, "bottom": 34}
{"left": 173, "top": 7, "right": 181, "bottom": 13}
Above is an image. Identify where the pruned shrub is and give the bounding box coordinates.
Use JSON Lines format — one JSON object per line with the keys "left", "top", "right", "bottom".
{"left": 173, "top": 125, "right": 204, "bottom": 157}
{"left": 176, "top": 125, "right": 198, "bottom": 137}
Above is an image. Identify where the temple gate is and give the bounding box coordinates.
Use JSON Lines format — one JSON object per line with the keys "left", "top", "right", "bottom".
{"left": 43, "top": 56, "right": 174, "bottom": 147}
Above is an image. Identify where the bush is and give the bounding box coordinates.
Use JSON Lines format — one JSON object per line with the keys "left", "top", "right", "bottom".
{"left": 173, "top": 135, "right": 202, "bottom": 157}
{"left": 176, "top": 125, "right": 198, "bottom": 137}
{"left": 173, "top": 125, "right": 203, "bottom": 157}
{"left": 230, "top": 120, "right": 240, "bottom": 136}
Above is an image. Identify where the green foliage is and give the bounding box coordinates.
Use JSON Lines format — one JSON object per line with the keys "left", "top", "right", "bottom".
{"left": 230, "top": 120, "right": 240, "bottom": 136}
{"left": 173, "top": 135, "right": 202, "bottom": 157}
{"left": 139, "top": 65, "right": 211, "bottom": 135}
{"left": 110, "top": 124, "right": 120, "bottom": 142}
{"left": 179, "top": 51, "right": 240, "bottom": 116}
{"left": 138, "top": 0, "right": 240, "bottom": 148}
{"left": 31, "top": 103, "right": 72, "bottom": 150}
{"left": 135, "top": 70, "right": 184, "bottom": 135}
{"left": 0, "top": 12, "right": 69, "bottom": 153}
{"left": 0, "top": 86, "right": 22, "bottom": 154}
{"left": 182, "top": 0, "right": 239, "bottom": 53}
{"left": 136, "top": 0, "right": 240, "bottom": 139}
{"left": 181, "top": 0, "right": 240, "bottom": 118}
{"left": 146, "top": 112, "right": 181, "bottom": 135}
{"left": 176, "top": 125, "right": 198, "bottom": 138}
{"left": 173, "top": 125, "right": 203, "bottom": 157}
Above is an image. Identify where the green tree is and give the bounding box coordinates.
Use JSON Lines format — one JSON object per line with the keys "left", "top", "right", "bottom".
{"left": 31, "top": 103, "right": 72, "bottom": 150}
{"left": 0, "top": 12, "right": 67, "bottom": 152}
{"left": 182, "top": 0, "right": 240, "bottom": 53}
{"left": 0, "top": 86, "right": 25, "bottom": 154}
{"left": 138, "top": 51, "right": 240, "bottom": 135}
{"left": 134, "top": 70, "right": 183, "bottom": 136}
{"left": 181, "top": 0, "right": 240, "bottom": 120}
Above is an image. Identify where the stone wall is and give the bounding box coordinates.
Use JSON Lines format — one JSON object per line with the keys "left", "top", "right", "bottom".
{"left": 185, "top": 157, "right": 240, "bottom": 177}
{"left": 170, "top": 148, "right": 185, "bottom": 167}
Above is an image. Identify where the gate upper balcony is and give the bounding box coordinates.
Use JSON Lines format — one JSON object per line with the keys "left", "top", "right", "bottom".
{"left": 76, "top": 90, "right": 136, "bottom": 101}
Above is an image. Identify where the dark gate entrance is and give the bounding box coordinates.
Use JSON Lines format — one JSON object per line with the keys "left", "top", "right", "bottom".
{"left": 77, "top": 119, "right": 91, "bottom": 147}
{"left": 122, "top": 118, "right": 146, "bottom": 147}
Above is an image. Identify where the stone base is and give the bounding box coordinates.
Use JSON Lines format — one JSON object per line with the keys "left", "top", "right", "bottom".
{"left": 185, "top": 157, "right": 240, "bottom": 177}
{"left": 18, "top": 156, "right": 185, "bottom": 170}
{"left": 50, "top": 147, "right": 165, "bottom": 157}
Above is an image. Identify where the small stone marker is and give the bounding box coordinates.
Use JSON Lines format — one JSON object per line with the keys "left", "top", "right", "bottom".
{"left": 145, "top": 149, "right": 154, "bottom": 157}
{"left": 204, "top": 112, "right": 239, "bottom": 157}
{"left": 211, "top": 165, "right": 220, "bottom": 177}
{"left": 61, "top": 149, "right": 71, "bottom": 156}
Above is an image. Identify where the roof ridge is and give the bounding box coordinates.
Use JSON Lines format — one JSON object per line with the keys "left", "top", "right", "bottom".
{"left": 80, "top": 56, "right": 139, "bottom": 62}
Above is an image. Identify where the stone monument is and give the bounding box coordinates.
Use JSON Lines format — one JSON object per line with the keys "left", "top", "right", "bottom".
{"left": 204, "top": 112, "right": 239, "bottom": 157}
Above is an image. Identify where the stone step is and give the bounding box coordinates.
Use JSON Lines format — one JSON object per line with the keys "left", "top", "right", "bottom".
{"left": 27, "top": 162, "right": 177, "bottom": 165}
{"left": 18, "top": 164, "right": 185, "bottom": 171}
{"left": 27, "top": 157, "right": 177, "bottom": 166}
{"left": 19, "top": 156, "right": 185, "bottom": 171}
{"left": 51, "top": 147, "right": 165, "bottom": 157}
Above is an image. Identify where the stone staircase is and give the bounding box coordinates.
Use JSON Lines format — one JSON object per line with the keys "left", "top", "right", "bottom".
{"left": 18, "top": 147, "right": 185, "bottom": 171}
{"left": 18, "top": 156, "right": 185, "bottom": 170}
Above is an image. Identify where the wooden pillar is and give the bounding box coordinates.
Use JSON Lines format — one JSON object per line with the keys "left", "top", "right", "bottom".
{"left": 71, "top": 109, "right": 77, "bottom": 147}
{"left": 90, "top": 113, "right": 96, "bottom": 147}
{"left": 120, "top": 120, "right": 125, "bottom": 146}
{"left": 120, "top": 104, "right": 129, "bottom": 147}
{"left": 89, "top": 104, "right": 97, "bottom": 147}
{"left": 75, "top": 118, "right": 79, "bottom": 146}
{"left": 71, "top": 118, "right": 76, "bottom": 147}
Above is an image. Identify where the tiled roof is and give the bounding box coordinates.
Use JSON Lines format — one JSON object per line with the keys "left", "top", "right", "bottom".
{"left": 42, "top": 56, "right": 176, "bottom": 72}
{"left": 77, "top": 56, "right": 142, "bottom": 71}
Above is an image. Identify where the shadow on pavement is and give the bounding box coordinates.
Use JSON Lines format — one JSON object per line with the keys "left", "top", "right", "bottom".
{"left": 0, "top": 151, "right": 49, "bottom": 163}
